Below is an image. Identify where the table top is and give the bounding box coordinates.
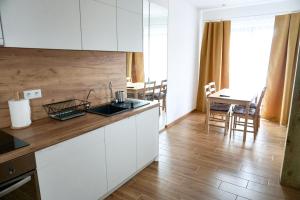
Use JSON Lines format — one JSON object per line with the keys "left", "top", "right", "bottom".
{"left": 127, "top": 82, "right": 145, "bottom": 90}
{"left": 208, "top": 88, "right": 256, "bottom": 104}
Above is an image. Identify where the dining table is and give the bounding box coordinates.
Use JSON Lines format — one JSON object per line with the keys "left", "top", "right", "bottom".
{"left": 127, "top": 82, "right": 161, "bottom": 99}
{"left": 207, "top": 88, "right": 256, "bottom": 142}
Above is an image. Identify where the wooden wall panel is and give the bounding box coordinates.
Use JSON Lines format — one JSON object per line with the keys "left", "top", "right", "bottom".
{"left": 281, "top": 46, "right": 300, "bottom": 189}
{"left": 0, "top": 48, "right": 126, "bottom": 128}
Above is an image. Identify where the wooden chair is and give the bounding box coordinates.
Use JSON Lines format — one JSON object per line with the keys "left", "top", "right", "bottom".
{"left": 230, "top": 87, "right": 267, "bottom": 140}
{"left": 154, "top": 80, "right": 167, "bottom": 114}
{"left": 126, "top": 77, "right": 132, "bottom": 83}
{"left": 139, "top": 81, "right": 156, "bottom": 101}
{"left": 205, "top": 84, "right": 232, "bottom": 135}
{"left": 208, "top": 82, "right": 217, "bottom": 94}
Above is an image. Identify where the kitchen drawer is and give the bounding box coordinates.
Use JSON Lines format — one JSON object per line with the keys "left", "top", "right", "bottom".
{"left": 0, "top": 153, "right": 35, "bottom": 184}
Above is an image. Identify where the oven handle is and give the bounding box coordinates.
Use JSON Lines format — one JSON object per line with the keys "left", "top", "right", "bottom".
{"left": 0, "top": 176, "right": 31, "bottom": 198}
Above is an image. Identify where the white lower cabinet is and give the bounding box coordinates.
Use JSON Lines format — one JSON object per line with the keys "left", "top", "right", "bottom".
{"left": 105, "top": 116, "right": 137, "bottom": 191}
{"left": 35, "top": 128, "right": 107, "bottom": 200}
{"left": 136, "top": 107, "right": 159, "bottom": 169}
{"left": 35, "top": 107, "right": 159, "bottom": 199}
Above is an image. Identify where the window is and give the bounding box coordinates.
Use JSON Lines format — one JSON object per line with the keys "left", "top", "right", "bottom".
{"left": 230, "top": 17, "right": 274, "bottom": 94}
{"left": 143, "top": 0, "right": 168, "bottom": 82}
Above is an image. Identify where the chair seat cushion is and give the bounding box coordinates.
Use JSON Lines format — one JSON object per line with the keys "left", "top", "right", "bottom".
{"left": 234, "top": 102, "right": 257, "bottom": 110}
{"left": 233, "top": 106, "right": 256, "bottom": 115}
{"left": 250, "top": 102, "right": 257, "bottom": 109}
{"left": 154, "top": 92, "right": 166, "bottom": 99}
{"left": 210, "top": 103, "right": 231, "bottom": 112}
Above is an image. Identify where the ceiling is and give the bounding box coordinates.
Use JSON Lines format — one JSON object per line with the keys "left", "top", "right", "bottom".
{"left": 186, "top": 0, "right": 288, "bottom": 9}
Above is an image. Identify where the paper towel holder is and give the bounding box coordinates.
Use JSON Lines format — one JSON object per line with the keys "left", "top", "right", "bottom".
{"left": 9, "top": 91, "right": 32, "bottom": 130}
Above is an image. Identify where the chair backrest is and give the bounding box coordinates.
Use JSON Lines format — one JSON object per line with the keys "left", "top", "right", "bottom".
{"left": 143, "top": 81, "right": 156, "bottom": 100}
{"left": 126, "top": 77, "right": 132, "bottom": 83}
{"left": 208, "top": 82, "right": 216, "bottom": 94}
{"left": 204, "top": 85, "right": 211, "bottom": 109}
{"left": 255, "top": 87, "right": 267, "bottom": 115}
{"left": 159, "top": 79, "right": 167, "bottom": 97}
{"left": 204, "top": 85, "right": 211, "bottom": 97}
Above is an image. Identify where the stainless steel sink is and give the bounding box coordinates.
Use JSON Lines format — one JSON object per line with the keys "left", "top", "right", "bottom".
{"left": 87, "top": 104, "right": 130, "bottom": 117}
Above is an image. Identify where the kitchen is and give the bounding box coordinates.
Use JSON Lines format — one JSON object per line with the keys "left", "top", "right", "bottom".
{"left": 0, "top": 0, "right": 159, "bottom": 199}
{"left": 1, "top": 0, "right": 300, "bottom": 200}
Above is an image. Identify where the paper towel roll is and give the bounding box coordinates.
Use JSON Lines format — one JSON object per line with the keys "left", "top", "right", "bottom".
{"left": 8, "top": 99, "right": 32, "bottom": 129}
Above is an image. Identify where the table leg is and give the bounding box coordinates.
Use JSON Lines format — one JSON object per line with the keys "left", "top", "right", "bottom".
{"left": 243, "top": 104, "right": 250, "bottom": 142}
{"left": 206, "top": 100, "right": 210, "bottom": 134}
{"left": 134, "top": 91, "right": 138, "bottom": 99}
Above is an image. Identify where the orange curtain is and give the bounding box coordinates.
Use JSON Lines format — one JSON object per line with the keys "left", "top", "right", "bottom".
{"left": 262, "top": 13, "right": 300, "bottom": 125}
{"left": 126, "top": 52, "right": 145, "bottom": 83}
{"left": 196, "top": 21, "right": 231, "bottom": 112}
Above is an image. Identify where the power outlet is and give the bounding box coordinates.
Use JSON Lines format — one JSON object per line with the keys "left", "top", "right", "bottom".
{"left": 23, "top": 89, "right": 42, "bottom": 100}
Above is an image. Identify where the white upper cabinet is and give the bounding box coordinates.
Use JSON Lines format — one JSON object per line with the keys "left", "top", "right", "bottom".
{"left": 0, "top": 0, "right": 143, "bottom": 51}
{"left": 117, "top": 8, "right": 143, "bottom": 52}
{"left": 35, "top": 128, "right": 108, "bottom": 200}
{"left": 80, "top": 0, "right": 117, "bottom": 51}
{"left": 105, "top": 117, "right": 137, "bottom": 191}
{"left": 96, "top": 0, "right": 116, "bottom": 6}
{"left": 117, "top": 0, "right": 143, "bottom": 14}
{"left": 0, "top": 0, "right": 82, "bottom": 49}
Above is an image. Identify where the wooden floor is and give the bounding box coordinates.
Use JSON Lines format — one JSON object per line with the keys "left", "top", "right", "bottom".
{"left": 107, "top": 112, "right": 300, "bottom": 200}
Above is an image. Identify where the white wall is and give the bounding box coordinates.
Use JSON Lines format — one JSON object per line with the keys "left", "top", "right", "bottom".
{"left": 167, "top": 0, "right": 199, "bottom": 124}
{"left": 202, "top": 0, "right": 300, "bottom": 21}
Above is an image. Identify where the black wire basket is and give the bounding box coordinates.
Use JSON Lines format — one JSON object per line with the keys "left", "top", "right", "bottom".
{"left": 43, "top": 99, "right": 91, "bottom": 121}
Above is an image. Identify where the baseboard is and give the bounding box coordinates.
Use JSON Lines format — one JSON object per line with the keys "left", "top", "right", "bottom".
{"left": 166, "top": 109, "right": 197, "bottom": 129}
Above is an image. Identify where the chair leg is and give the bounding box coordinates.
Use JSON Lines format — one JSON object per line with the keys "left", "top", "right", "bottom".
{"left": 234, "top": 116, "right": 237, "bottom": 129}
{"left": 224, "top": 114, "right": 230, "bottom": 136}
{"left": 158, "top": 99, "right": 161, "bottom": 115}
{"left": 224, "top": 115, "right": 227, "bottom": 135}
{"left": 230, "top": 114, "right": 234, "bottom": 139}
{"left": 233, "top": 116, "right": 236, "bottom": 134}
{"left": 254, "top": 117, "right": 258, "bottom": 140}
{"left": 163, "top": 97, "right": 167, "bottom": 112}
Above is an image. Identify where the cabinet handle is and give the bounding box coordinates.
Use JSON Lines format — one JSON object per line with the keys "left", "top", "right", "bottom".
{"left": 0, "top": 176, "right": 31, "bottom": 197}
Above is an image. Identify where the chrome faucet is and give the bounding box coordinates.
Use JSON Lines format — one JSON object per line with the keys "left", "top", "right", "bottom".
{"left": 109, "top": 81, "right": 114, "bottom": 102}
{"left": 86, "top": 89, "right": 95, "bottom": 102}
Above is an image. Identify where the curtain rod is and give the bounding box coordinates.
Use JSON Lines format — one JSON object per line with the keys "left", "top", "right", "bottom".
{"left": 203, "top": 10, "right": 300, "bottom": 22}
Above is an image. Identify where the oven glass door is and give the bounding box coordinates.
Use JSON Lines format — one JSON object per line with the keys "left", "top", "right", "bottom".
{"left": 0, "top": 171, "right": 40, "bottom": 200}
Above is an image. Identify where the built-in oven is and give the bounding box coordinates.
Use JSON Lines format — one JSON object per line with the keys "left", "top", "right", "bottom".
{"left": 0, "top": 153, "right": 40, "bottom": 200}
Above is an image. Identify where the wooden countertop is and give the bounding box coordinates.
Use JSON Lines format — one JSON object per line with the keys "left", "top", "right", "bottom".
{"left": 0, "top": 102, "right": 159, "bottom": 164}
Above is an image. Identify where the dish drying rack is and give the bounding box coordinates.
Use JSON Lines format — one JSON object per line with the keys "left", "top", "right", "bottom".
{"left": 43, "top": 99, "right": 91, "bottom": 121}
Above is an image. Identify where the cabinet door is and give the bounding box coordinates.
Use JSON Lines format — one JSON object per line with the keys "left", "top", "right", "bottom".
{"left": 117, "top": 8, "right": 143, "bottom": 52}
{"left": 117, "top": 0, "right": 142, "bottom": 14}
{"left": 80, "top": 0, "right": 117, "bottom": 51}
{"left": 105, "top": 117, "right": 137, "bottom": 191}
{"left": 0, "top": 0, "right": 81, "bottom": 49}
{"left": 136, "top": 107, "right": 159, "bottom": 169}
{"left": 35, "top": 128, "right": 107, "bottom": 200}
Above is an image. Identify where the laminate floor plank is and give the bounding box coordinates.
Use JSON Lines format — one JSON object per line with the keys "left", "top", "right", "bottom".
{"left": 107, "top": 112, "right": 300, "bottom": 200}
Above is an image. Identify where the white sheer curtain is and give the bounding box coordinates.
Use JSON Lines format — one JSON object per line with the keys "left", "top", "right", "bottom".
{"left": 230, "top": 17, "right": 275, "bottom": 95}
